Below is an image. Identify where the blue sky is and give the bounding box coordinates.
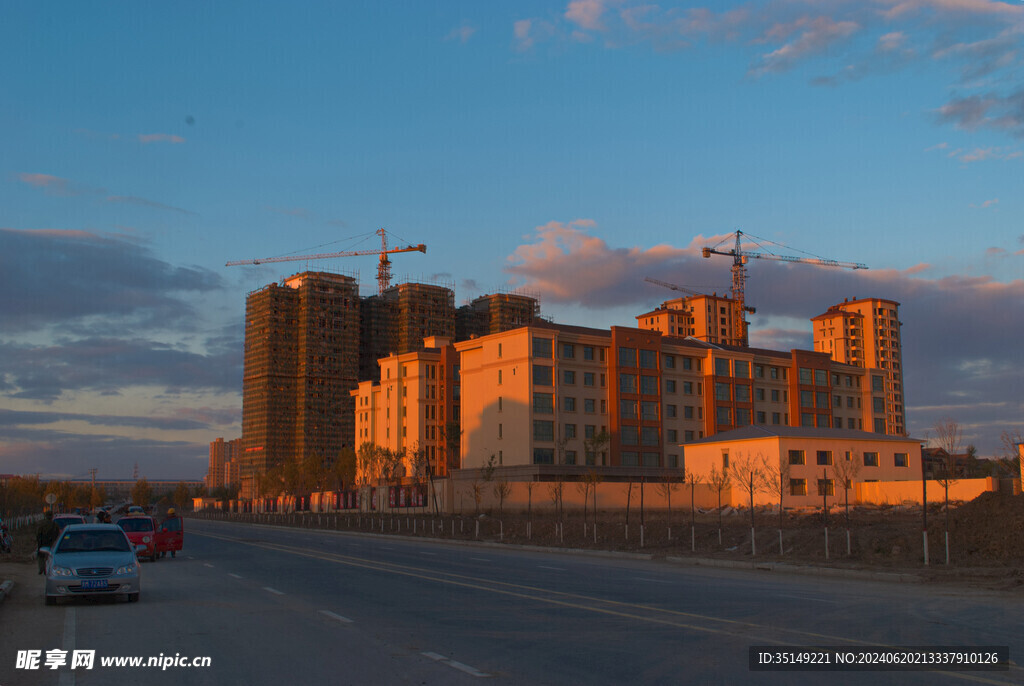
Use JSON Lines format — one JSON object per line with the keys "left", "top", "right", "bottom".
{"left": 2, "top": 0, "right": 1022, "bottom": 480}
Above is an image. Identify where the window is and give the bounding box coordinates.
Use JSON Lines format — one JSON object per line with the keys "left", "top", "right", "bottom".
{"left": 800, "top": 390, "right": 814, "bottom": 407}
{"left": 584, "top": 398, "right": 596, "bottom": 413}
{"left": 498, "top": 343, "right": 502, "bottom": 358}
{"left": 564, "top": 423, "right": 577, "bottom": 439}
{"left": 585, "top": 424, "right": 596, "bottom": 438}
{"left": 621, "top": 426, "right": 639, "bottom": 446}
{"left": 894, "top": 452, "right": 908, "bottom": 467}
{"left": 621, "top": 452, "right": 639, "bottom": 466}
{"left": 735, "top": 360, "right": 750, "bottom": 378}
{"left": 874, "top": 418, "right": 886, "bottom": 433}
{"left": 799, "top": 368, "right": 813, "bottom": 384}
{"left": 533, "top": 448, "right": 554, "bottom": 464}
{"left": 716, "top": 406, "right": 731, "bottom": 425}
{"left": 533, "top": 365, "right": 552, "bottom": 386}
{"left": 722, "top": 451, "right": 729, "bottom": 469}
{"left": 533, "top": 420, "right": 554, "bottom": 442}
{"left": 640, "top": 375, "right": 658, "bottom": 395}
{"left": 498, "top": 423, "right": 502, "bottom": 439}
{"left": 619, "top": 347, "right": 637, "bottom": 367}
{"left": 643, "top": 453, "right": 660, "bottom": 467}
{"left": 790, "top": 478, "right": 807, "bottom": 496}
{"left": 533, "top": 337, "right": 552, "bottom": 358}
{"left": 816, "top": 392, "right": 830, "bottom": 409}
{"left": 863, "top": 452, "right": 879, "bottom": 467}
{"left": 715, "top": 358, "right": 730, "bottom": 376}
{"left": 817, "top": 479, "right": 835, "bottom": 497}
{"left": 667, "top": 379, "right": 677, "bottom": 393}
{"left": 564, "top": 396, "right": 576, "bottom": 412}
{"left": 772, "top": 412, "right": 781, "bottom": 425}
{"left": 666, "top": 429, "right": 678, "bottom": 443}
{"left": 620, "top": 374, "right": 637, "bottom": 393}
{"left": 770, "top": 367, "right": 779, "bottom": 379}
{"left": 642, "top": 426, "right": 659, "bottom": 446}
{"left": 563, "top": 370, "right": 576, "bottom": 385}
{"left": 735, "top": 408, "right": 750, "bottom": 425}
{"left": 715, "top": 383, "right": 731, "bottom": 401}
{"left": 639, "top": 349, "right": 657, "bottom": 369}
{"left": 562, "top": 343, "right": 575, "bottom": 359}
{"left": 641, "top": 401, "right": 658, "bottom": 420}
{"left": 801, "top": 413, "right": 815, "bottom": 427}
{"left": 735, "top": 385, "right": 750, "bottom": 402}
{"left": 584, "top": 372, "right": 595, "bottom": 386}
{"left": 664, "top": 355, "right": 675, "bottom": 369}
{"left": 872, "top": 375, "right": 884, "bottom": 392}
{"left": 498, "top": 369, "right": 502, "bottom": 385}
{"left": 755, "top": 388, "right": 766, "bottom": 401}
{"left": 565, "top": 450, "right": 577, "bottom": 465}
{"left": 682, "top": 357, "right": 692, "bottom": 371}
{"left": 666, "top": 404, "right": 677, "bottom": 418}
{"left": 789, "top": 450, "right": 805, "bottom": 465}
{"left": 684, "top": 405, "right": 694, "bottom": 419}
{"left": 533, "top": 393, "right": 553, "bottom": 414}
{"left": 771, "top": 389, "right": 780, "bottom": 402}
{"left": 873, "top": 397, "right": 885, "bottom": 413}
{"left": 755, "top": 364, "right": 764, "bottom": 378}
{"left": 621, "top": 400, "right": 637, "bottom": 419}
{"left": 583, "top": 346, "right": 594, "bottom": 360}
{"left": 667, "top": 455, "right": 679, "bottom": 468}
{"left": 814, "top": 369, "right": 827, "bottom": 386}
{"left": 756, "top": 411, "right": 766, "bottom": 424}
{"left": 816, "top": 450, "right": 833, "bottom": 466}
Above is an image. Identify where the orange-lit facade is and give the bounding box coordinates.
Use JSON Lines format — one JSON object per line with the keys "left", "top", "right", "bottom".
{"left": 351, "top": 336, "right": 461, "bottom": 480}
{"left": 637, "top": 294, "right": 743, "bottom": 346}
{"left": 451, "top": 322, "right": 895, "bottom": 472}
{"left": 813, "top": 297, "right": 906, "bottom": 435}
{"left": 206, "top": 437, "right": 243, "bottom": 491}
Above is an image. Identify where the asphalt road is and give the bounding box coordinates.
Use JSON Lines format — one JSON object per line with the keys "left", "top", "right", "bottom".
{"left": 1, "top": 517, "right": 1021, "bottom": 686}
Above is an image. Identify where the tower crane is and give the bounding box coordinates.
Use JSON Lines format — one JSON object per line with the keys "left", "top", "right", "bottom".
{"left": 702, "top": 230, "right": 867, "bottom": 346}
{"left": 644, "top": 276, "right": 755, "bottom": 313}
{"left": 226, "top": 228, "right": 426, "bottom": 294}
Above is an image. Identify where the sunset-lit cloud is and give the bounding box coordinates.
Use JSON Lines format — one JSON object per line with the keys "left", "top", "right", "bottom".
{"left": 105, "top": 195, "right": 196, "bottom": 215}
{"left": 16, "top": 173, "right": 101, "bottom": 197}
{"left": 445, "top": 23, "right": 477, "bottom": 43}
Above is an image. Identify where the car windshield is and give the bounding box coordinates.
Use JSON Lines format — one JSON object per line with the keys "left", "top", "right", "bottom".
{"left": 117, "top": 518, "right": 154, "bottom": 532}
{"left": 55, "top": 530, "right": 131, "bottom": 553}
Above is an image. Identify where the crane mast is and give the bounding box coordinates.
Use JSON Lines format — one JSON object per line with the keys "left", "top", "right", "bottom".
{"left": 702, "top": 230, "right": 867, "bottom": 346}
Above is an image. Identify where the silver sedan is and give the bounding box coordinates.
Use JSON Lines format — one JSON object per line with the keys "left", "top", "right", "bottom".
{"left": 42, "top": 524, "right": 142, "bottom": 605}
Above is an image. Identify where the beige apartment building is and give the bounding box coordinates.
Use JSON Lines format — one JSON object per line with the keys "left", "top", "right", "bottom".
{"left": 451, "top": 322, "right": 894, "bottom": 473}
{"left": 637, "top": 294, "right": 745, "bottom": 346}
{"left": 813, "top": 297, "right": 906, "bottom": 435}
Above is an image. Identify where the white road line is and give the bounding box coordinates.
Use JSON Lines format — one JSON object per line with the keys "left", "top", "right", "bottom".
{"left": 59, "top": 607, "right": 76, "bottom": 686}
{"left": 262, "top": 586, "right": 284, "bottom": 595}
{"left": 421, "top": 551, "right": 436, "bottom": 556}
{"left": 470, "top": 557, "right": 491, "bottom": 563}
{"left": 537, "top": 565, "right": 565, "bottom": 571}
{"left": 636, "top": 578, "right": 669, "bottom": 584}
{"left": 228, "top": 573, "right": 243, "bottom": 579}
{"left": 203, "top": 563, "right": 215, "bottom": 568}
{"left": 318, "top": 610, "right": 354, "bottom": 623}
{"left": 777, "top": 594, "right": 839, "bottom": 604}
{"left": 422, "top": 652, "right": 490, "bottom": 678}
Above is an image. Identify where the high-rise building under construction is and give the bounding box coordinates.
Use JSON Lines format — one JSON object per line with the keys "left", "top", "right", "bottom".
{"left": 240, "top": 272, "right": 360, "bottom": 499}
{"left": 359, "top": 282, "right": 456, "bottom": 380}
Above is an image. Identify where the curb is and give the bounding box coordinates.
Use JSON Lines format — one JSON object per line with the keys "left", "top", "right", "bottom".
{"left": 666, "top": 556, "right": 924, "bottom": 583}
{"left": 0, "top": 580, "right": 13, "bottom": 603}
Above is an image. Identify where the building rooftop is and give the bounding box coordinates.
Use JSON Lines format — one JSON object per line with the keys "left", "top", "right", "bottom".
{"left": 686, "top": 425, "right": 921, "bottom": 445}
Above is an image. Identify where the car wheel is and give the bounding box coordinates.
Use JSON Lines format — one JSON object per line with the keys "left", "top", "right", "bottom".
{"left": 45, "top": 596, "right": 56, "bottom": 606}
{"left": 128, "top": 592, "right": 139, "bottom": 603}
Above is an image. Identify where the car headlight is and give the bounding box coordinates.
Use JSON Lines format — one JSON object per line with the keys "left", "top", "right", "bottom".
{"left": 143, "top": 536, "right": 151, "bottom": 543}
{"left": 116, "top": 563, "right": 137, "bottom": 575}
{"left": 51, "top": 566, "right": 73, "bottom": 577}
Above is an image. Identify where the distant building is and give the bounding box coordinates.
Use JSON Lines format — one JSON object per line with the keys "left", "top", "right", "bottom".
{"left": 207, "top": 437, "right": 243, "bottom": 491}
{"left": 456, "top": 292, "right": 539, "bottom": 340}
{"left": 813, "top": 297, "right": 906, "bottom": 436}
{"left": 637, "top": 293, "right": 746, "bottom": 346}
{"left": 359, "top": 282, "right": 456, "bottom": 381}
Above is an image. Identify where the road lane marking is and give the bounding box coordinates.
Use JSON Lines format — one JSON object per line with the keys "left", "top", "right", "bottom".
{"left": 422, "top": 652, "right": 490, "bottom": 678}
{"left": 228, "top": 573, "right": 244, "bottom": 579}
{"left": 263, "top": 586, "right": 284, "bottom": 595}
{"left": 191, "top": 530, "right": 1020, "bottom": 686}
{"left": 203, "top": 563, "right": 215, "bottom": 568}
{"left": 537, "top": 565, "right": 565, "bottom": 571}
{"left": 470, "top": 557, "right": 491, "bottom": 562}
{"left": 636, "top": 578, "right": 669, "bottom": 584}
{"left": 59, "top": 607, "right": 76, "bottom": 686}
{"left": 421, "top": 551, "right": 436, "bottom": 556}
{"left": 777, "top": 594, "right": 840, "bottom": 604}
{"left": 319, "top": 610, "right": 354, "bottom": 623}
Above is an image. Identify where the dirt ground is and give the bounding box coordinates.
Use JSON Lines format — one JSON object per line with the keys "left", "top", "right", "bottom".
{"left": 9, "top": 491, "right": 1021, "bottom": 591}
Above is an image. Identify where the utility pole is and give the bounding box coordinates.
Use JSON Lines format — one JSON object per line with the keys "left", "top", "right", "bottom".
{"left": 89, "top": 468, "right": 98, "bottom": 510}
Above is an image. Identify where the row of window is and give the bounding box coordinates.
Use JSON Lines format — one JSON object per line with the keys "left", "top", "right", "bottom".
{"left": 787, "top": 449, "right": 907, "bottom": 468}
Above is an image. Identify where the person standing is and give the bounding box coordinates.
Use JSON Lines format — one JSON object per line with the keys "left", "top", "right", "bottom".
{"left": 36, "top": 510, "right": 61, "bottom": 574}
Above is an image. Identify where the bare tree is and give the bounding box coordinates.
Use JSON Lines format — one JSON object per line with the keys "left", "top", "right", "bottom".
{"left": 730, "top": 451, "right": 764, "bottom": 556}
{"left": 831, "top": 449, "right": 862, "bottom": 556}
{"left": 525, "top": 480, "right": 536, "bottom": 539}
{"left": 583, "top": 469, "right": 604, "bottom": 540}
{"left": 707, "top": 464, "right": 731, "bottom": 546}
{"left": 933, "top": 418, "right": 963, "bottom": 565}
{"left": 547, "top": 481, "right": 565, "bottom": 542}
{"left": 759, "top": 452, "right": 791, "bottom": 555}
{"left": 655, "top": 477, "right": 680, "bottom": 540}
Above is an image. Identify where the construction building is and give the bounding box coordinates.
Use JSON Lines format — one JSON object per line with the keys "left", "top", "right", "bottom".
{"left": 456, "top": 292, "right": 540, "bottom": 340}
{"left": 812, "top": 297, "right": 906, "bottom": 436}
{"left": 240, "top": 272, "right": 360, "bottom": 499}
{"left": 359, "top": 282, "right": 456, "bottom": 381}
{"left": 636, "top": 294, "right": 744, "bottom": 346}
{"left": 206, "top": 437, "right": 243, "bottom": 491}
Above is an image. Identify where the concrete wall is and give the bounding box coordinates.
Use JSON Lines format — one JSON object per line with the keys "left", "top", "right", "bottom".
{"left": 855, "top": 477, "right": 997, "bottom": 506}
